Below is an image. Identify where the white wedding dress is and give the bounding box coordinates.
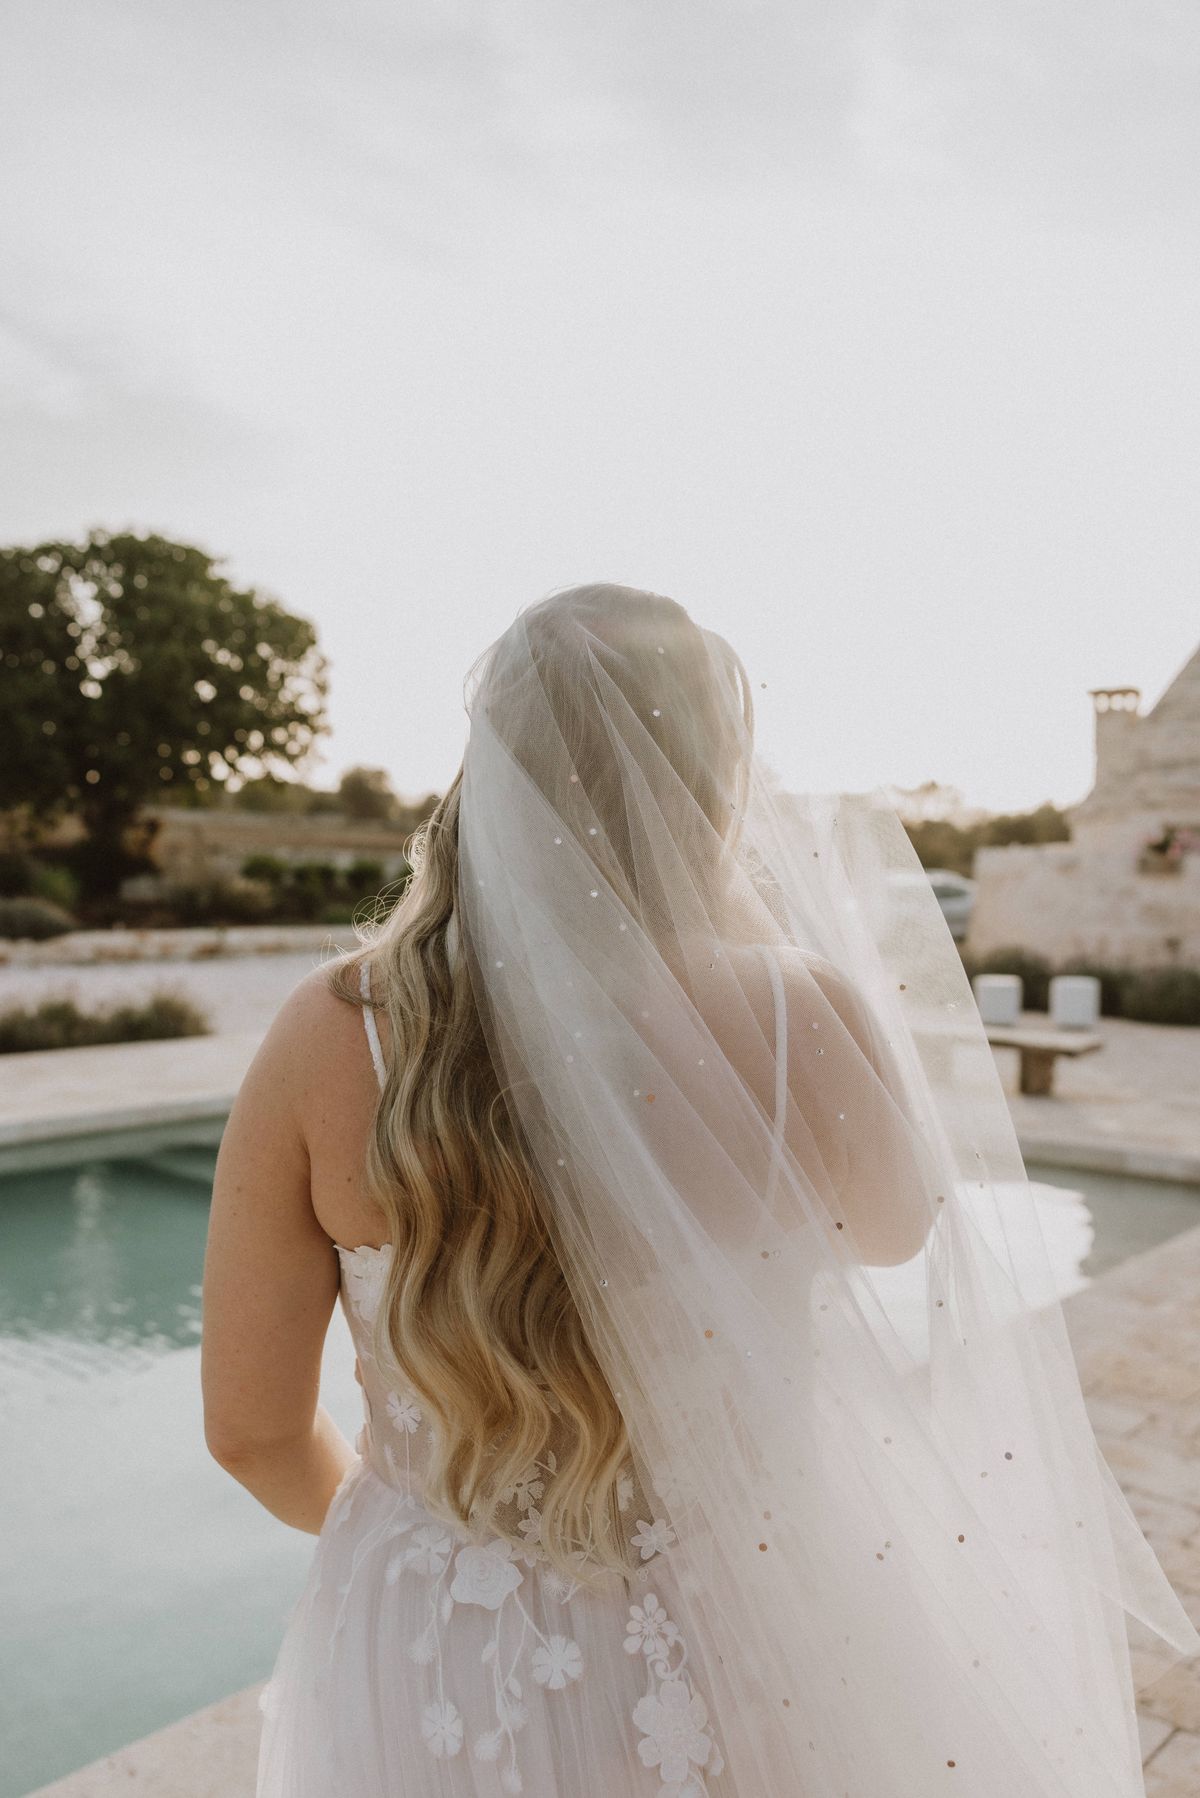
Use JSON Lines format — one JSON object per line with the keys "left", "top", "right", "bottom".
{"left": 255, "top": 940, "right": 1180, "bottom": 1798}
{"left": 254, "top": 591, "right": 1200, "bottom": 1796}
{"left": 255, "top": 961, "right": 733, "bottom": 1797}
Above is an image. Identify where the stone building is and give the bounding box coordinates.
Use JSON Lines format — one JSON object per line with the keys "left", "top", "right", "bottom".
{"left": 129, "top": 804, "right": 418, "bottom": 887}
{"left": 966, "top": 641, "right": 1200, "bottom": 968}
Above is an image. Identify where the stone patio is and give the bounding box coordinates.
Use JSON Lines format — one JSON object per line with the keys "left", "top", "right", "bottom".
{"left": 1065, "top": 1224, "right": 1200, "bottom": 1793}
{"left": 1000, "top": 1012, "right": 1200, "bottom": 1185}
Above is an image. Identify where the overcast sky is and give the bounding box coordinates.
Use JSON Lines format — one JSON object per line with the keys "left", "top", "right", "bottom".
{"left": 1, "top": 0, "right": 1196, "bottom": 812}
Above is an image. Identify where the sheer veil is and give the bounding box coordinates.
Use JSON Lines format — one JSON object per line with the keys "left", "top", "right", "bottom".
{"left": 452, "top": 584, "right": 1198, "bottom": 1796}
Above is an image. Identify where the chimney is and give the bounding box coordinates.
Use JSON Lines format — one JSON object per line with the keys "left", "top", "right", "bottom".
{"left": 1087, "top": 686, "right": 1141, "bottom": 804}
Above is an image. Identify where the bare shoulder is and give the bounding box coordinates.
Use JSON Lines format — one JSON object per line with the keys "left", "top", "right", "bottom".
{"left": 246, "top": 957, "right": 374, "bottom": 1118}
{"left": 706, "top": 939, "right": 860, "bottom": 1038}
{"left": 715, "top": 940, "right": 843, "bottom": 994}
{"left": 773, "top": 943, "right": 854, "bottom": 1000}
{"left": 723, "top": 939, "right": 853, "bottom": 1001}
{"left": 270, "top": 956, "right": 358, "bottom": 1042}
{"left": 758, "top": 942, "right": 877, "bottom": 1051}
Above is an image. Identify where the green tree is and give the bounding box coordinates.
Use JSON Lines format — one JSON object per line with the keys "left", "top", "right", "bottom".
{"left": 0, "top": 531, "right": 328, "bottom": 893}
{"left": 338, "top": 764, "right": 399, "bottom": 821}
{"left": 902, "top": 816, "right": 977, "bottom": 877}
{"left": 977, "top": 801, "right": 1070, "bottom": 848}
{"left": 231, "top": 773, "right": 323, "bottom": 814}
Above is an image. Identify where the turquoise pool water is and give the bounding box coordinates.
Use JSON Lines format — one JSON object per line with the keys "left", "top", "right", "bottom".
{"left": 1024, "top": 1160, "right": 1200, "bottom": 1281}
{"left": 1, "top": 1142, "right": 1197, "bottom": 1796}
{"left": 0, "top": 1141, "right": 359, "bottom": 1798}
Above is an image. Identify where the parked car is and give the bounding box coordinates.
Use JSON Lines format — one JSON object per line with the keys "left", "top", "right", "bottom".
{"left": 886, "top": 867, "right": 977, "bottom": 940}
{"left": 924, "top": 868, "right": 976, "bottom": 940}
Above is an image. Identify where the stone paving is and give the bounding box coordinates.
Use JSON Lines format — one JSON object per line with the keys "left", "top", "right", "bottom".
{"left": 0, "top": 940, "right": 355, "bottom": 1038}
{"left": 0, "top": 947, "right": 353, "bottom": 1164}
{"left": 1065, "top": 1224, "right": 1200, "bottom": 1793}
{"left": 0, "top": 922, "right": 359, "bottom": 969}
{"left": 999, "top": 1011, "right": 1200, "bottom": 1184}
{"left": 27, "top": 1687, "right": 267, "bottom": 1798}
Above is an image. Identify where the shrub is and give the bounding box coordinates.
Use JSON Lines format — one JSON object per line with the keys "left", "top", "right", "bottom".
{"left": 0, "top": 896, "right": 78, "bottom": 940}
{"left": 347, "top": 858, "right": 385, "bottom": 892}
{"left": 285, "top": 862, "right": 338, "bottom": 919}
{"left": 33, "top": 862, "right": 81, "bottom": 912}
{"left": 0, "top": 987, "right": 211, "bottom": 1052}
{"left": 79, "top": 893, "right": 176, "bottom": 930}
{"left": 104, "top": 991, "right": 213, "bottom": 1041}
{"left": 0, "top": 851, "right": 36, "bottom": 896}
{"left": 241, "top": 854, "right": 289, "bottom": 886}
{"left": 968, "top": 946, "right": 1053, "bottom": 1012}
{"left": 1116, "top": 967, "right": 1200, "bottom": 1027}
{"left": 161, "top": 876, "right": 274, "bottom": 925}
{"left": 293, "top": 860, "right": 340, "bottom": 892}
{"left": 0, "top": 856, "right": 81, "bottom": 912}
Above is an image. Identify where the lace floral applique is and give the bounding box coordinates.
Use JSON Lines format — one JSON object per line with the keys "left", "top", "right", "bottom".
{"left": 338, "top": 1241, "right": 392, "bottom": 1319}
{"left": 630, "top": 1517, "right": 677, "bottom": 1560}
{"left": 376, "top": 1382, "right": 425, "bottom": 1490}
{"left": 401, "top": 1517, "right": 588, "bottom": 1794}
{"left": 379, "top": 1448, "right": 678, "bottom": 1795}
{"left": 336, "top": 1244, "right": 703, "bottom": 1789}
{"left": 420, "top": 1698, "right": 464, "bottom": 1758}
{"left": 386, "top": 1390, "right": 422, "bottom": 1434}
{"left": 625, "top": 1591, "right": 724, "bottom": 1797}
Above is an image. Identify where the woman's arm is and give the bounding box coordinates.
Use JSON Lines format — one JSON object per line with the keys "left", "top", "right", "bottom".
{"left": 201, "top": 971, "right": 358, "bottom": 1533}
{"left": 781, "top": 948, "right": 938, "bottom": 1268}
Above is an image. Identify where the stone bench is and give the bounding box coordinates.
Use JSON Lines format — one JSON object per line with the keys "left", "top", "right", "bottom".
{"left": 986, "top": 1025, "right": 1103, "bottom": 1096}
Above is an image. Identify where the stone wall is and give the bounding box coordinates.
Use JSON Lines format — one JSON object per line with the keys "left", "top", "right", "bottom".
{"left": 132, "top": 805, "right": 416, "bottom": 886}
{"left": 1076, "top": 647, "right": 1200, "bottom": 830}
{"left": 967, "top": 642, "right": 1199, "bottom": 968}
{"left": 968, "top": 831, "right": 1200, "bottom": 967}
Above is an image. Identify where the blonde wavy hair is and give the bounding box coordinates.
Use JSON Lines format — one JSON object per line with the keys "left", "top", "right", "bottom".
{"left": 325, "top": 586, "right": 752, "bottom": 1585}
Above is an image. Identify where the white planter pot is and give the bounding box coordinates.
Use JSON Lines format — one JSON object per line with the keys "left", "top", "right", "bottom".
{"left": 1049, "top": 973, "right": 1101, "bottom": 1030}
{"left": 973, "top": 973, "right": 1022, "bottom": 1026}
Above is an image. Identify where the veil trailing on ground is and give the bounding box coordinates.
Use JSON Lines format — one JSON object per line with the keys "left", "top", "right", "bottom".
{"left": 453, "top": 585, "right": 1197, "bottom": 1797}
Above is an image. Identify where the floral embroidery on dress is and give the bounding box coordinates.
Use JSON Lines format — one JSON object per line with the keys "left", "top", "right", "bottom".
{"left": 512, "top": 1506, "right": 549, "bottom": 1565}
{"left": 631, "top": 1517, "right": 678, "bottom": 1560}
{"left": 389, "top": 1524, "right": 451, "bottom": 1584}
{"left": 386, "top": 1390, "right": 422, "bottom": 1433}
{"left": 333, "top": 1241, "right": 723, "bottom": 1793}
{"left": 500, "top": 1463, "right": 547, "bottom": 1510}
{"left": 394, "top": 1503, "right": 587, "bottom": 1794}
{"left": 338, "top": 1241, "right": 393, "bottom": 1319}
{"left": 624, "top": 1592, "right": 679, "bottom": 1659}
{"left": 531, "top": 1634, "right": 584, "bottom": 1688}
{"left": 420, "top": 1698, "right": 464, "bottom": 1758}
{"left": 626, "top": 1592, "right": 724, "bottom": 1797}
{"left": 450, "top": 1540, "right": 525, "bottom": 1610}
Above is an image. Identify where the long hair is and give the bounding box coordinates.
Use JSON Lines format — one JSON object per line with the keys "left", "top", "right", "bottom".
{"left": 326, "top": 584, "right": 753, "bottom": 1583}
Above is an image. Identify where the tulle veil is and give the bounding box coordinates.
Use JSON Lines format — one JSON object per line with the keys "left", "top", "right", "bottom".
{"left": 450, "top": 583, "right": 1198, "bottom": 1796}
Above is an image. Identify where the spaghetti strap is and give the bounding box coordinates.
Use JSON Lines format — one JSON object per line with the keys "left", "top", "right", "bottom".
{"left": 359, "top": 958, "right": 386, "bottom": 1091}
{"left": 758, "top": 944, "right": 788, "bottom": 1203}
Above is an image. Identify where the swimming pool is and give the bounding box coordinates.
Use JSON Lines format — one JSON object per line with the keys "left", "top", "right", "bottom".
{"left": 2, "top": 1140, "right": 1197, "bottom": 1796}
{"left": 0, "top": 1139, "right": 360, "bottom": 1798}
{"left": 1024, "top": 1159, "right": 1200, "bottom": 1281}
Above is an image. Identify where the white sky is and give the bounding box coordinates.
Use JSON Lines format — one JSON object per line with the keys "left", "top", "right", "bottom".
{"left": 1, "top": 0, "right": 1196, "bottom": 811}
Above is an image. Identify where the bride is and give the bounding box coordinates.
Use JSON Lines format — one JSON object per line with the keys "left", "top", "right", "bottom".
{"left": 202, "top": 583, "right": 1198, "bottom": 1795}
